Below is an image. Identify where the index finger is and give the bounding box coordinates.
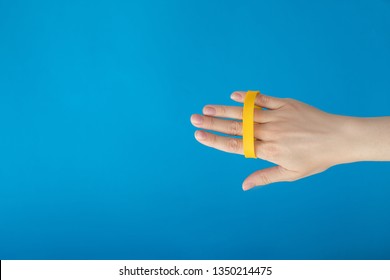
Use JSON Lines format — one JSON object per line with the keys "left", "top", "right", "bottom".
{"left": 202, "top": 105, "right": 273, "bottom": 123}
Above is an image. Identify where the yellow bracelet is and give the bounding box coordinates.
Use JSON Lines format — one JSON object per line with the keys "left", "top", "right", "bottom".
{"left": 243, "top": 90, "right": 261, "bottom": 158}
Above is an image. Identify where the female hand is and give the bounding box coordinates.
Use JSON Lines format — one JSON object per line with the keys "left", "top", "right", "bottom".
{"left": 190, "top": 91, "right": 366, "bottom": 190}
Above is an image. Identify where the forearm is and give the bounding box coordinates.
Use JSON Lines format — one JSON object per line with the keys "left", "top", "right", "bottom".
{"left": 340, "top": 116, "right": 390, "bottom": 163}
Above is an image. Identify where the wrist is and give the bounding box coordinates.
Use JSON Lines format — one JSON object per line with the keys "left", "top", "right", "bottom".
{"left": 328, "top": 115, "right": 367, "bottom": 165}
{"left": 333, "top": 116, "right": 390, "bottom": 164}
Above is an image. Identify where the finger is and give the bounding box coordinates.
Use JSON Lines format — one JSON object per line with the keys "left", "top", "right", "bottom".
{"left": 202, "top": 105, "right": 272, "bottom": 123}
{"left": 230, "top": 91, "right": 286, "bottom": 110}
{"left": 191, "top": 114, "right": 243, "bottom": 136}
{"left": 242, "top": 166, "right": 298, "bottom": 190}
{"left": 194, "top": 130, "right": 244, "bottom": 155}
{"left": 190, "top": 115, "right": 271, "bottom": 139}
{"left": 194, "top": 130, "right": 277, "bottom": 162}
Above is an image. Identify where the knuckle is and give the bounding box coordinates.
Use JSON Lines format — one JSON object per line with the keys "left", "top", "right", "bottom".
{"left": 228, "top": 121, "right": 241, "bottom": 136}
{"left": 276, "top": 166, "right": 299, "bottom": 182}
{"left": 254, "top": 123, "right": 261, "bottom": 133}
{"left": 258, "top": 173, "right": 272, "bottom": 185}
{"left": 227, "top": 138, "right": 241, "bottom": 153}
{"left": 260, "top": 123, "right": 280, "bottom": 139}
{"left": 271, "top": 127, "right": 283, "bottom": 140}
{"left": 259, "top": 94, "right": 270, "bottom": 105}
{"left": 287, "top": 173, "right": 300, "bottom": 182}
{"left": 207, "top": 132, "right": 216, "bottom": 144}
{"left": 254, "top": 108, "right": 263, "bottom": 120}
{"left": 238, "top": 108, "right": 243, "bottom": 119}
{"left": 263, "top": 143, "right": 280, "bottom": 160}
{"left": 218, "top": 105, "right": 227, "bottom": 115}
{"left": 255, "top": 122, "right": 286, "bottom": 142}
{"left": 207, "top": 116, "right": 215, "bottom": 128}
{"left": 282, "top": 98, "right": 297, "bottom": 109}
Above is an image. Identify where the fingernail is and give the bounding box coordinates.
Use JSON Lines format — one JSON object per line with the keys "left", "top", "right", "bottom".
{"left": 191, "top": 114, "right": 203, "bottom": 125}
{"left": 242, "top": 182, "right": 255, "bottom": 191}
{"left": 203, "top": 106, "right": 216, "bottom": 116}
{"left": 231, "top": 92, "right": 242, "bottom": 101}
{"left": 195, "top": 130, "right": 207, "bottom": 141}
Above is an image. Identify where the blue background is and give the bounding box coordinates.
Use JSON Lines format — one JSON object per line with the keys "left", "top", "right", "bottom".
{"left": 0, "top": 0, "right": 389, "bottom": 259}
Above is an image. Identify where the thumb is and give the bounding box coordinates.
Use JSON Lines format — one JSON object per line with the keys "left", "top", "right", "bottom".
{"left": 242, "top": 166, "right": 298, "bottom": 191}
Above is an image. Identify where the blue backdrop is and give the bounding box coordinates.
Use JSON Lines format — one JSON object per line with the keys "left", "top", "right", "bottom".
{"left": 0, "top": 0, "right": 389, "bottom": 259}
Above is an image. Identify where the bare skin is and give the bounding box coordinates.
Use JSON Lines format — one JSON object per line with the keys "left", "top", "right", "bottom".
{"left": 190, "top": 91, "right": 390, "bottom": 191}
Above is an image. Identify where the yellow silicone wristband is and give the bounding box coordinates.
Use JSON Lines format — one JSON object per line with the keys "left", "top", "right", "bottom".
{"left": 243, "top": 90, "right": 261, "bottom": 158}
